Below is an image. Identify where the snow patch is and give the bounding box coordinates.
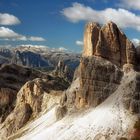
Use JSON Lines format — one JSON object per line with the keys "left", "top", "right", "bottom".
{"left": 16, "top": 72, "right": 137, "bottom": 140}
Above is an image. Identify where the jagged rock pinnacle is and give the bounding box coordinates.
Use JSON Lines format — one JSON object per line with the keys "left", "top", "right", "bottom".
{"left": 83, "top": 21, "right": 136, "bottom": 67}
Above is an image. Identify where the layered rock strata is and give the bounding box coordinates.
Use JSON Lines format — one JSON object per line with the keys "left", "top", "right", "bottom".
{"left": 67, "top": 22, "right": 138, "bottom": 108}
{"left": 83, "top": 22, "right": 136, "bottom": 67}
{"left": 0, "top": 64, "right": 49, "bottom": 123}
{"left": 0, "top": 76, "right": 69, "bottom": 138}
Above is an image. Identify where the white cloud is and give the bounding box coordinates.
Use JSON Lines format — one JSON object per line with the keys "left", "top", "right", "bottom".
{"left": 76, "top": 40, "right": 83, "bottom": 46}
{"left": 62, "top": 2, "right": 140, "bottom": 31}
{"left": 0, "top": 27, "right": 21, "bottom": 40}
{"left": 0, "top": 27, "right": 19, "bottom": 38}
{"left": 0, "top": 13, "right": 20, "bottom": 25}
{"left": 51, "top": 47, "right": 68, "bottom": 52}
{"left": 119, "top": 0, "right": 140, "bottom": 10}
{"left": 58, "top": 47, "right": 68, "bottom": 52}
{"left": 131, "top": 38, "right": 140, "bottom": 47}
{"left": 0, "top": 27, "right": 46, "bottom": 41}
{"left": 28, "top": 36, "right": 45, "bottom": 41}
{"left": 19, "top": 44, "right": 49, "bottom": 49}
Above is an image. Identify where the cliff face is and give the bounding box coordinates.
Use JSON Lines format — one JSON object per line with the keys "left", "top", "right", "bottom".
{"left": 12, "top": 50, "right": 50, "bottom": 67}
{"left": 0, "top": 76, "right": 69, "bottom": 138}
{"left": 0, "top": 64, "right": 52, "bottom": 123}
{"left": 83, "top": 22, "right": 136, "bottom": 67}
{"left": 53, "top": 22, "right": 140, "bottom": 139}
{"left": 76, "top": 57, "right": 123, "bottom": 108}
{"left": 53, "top": 60, "right": 74, "bottom": 82}
{"left": 72, "top": 22, "right": 138, "bottom": 108}
{"left": 136, "top": 46, "right": 140, "bottom": 70}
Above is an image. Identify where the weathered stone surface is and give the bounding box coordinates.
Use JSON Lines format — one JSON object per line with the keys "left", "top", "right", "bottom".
{"left": 0, "top": 103, "right": 32, "bottom": 138}
{"left": 0, "top": 75, "right": 69, "bottom": 137}
{"left": 127, "top": 73, "right": 140, "bottom": 113}
{"left": 136, "top": 46, "right": 140, "bottom": 70}
{"left": 83, "top": 22, "right": 100, "bottom": 56}
{"left": 0, "top": 88, "right": 16, "bottom": 123}
{"left": 55, "top": 105, "right": 67, "bottom": 120}
{"left": 76, "top": 57, "right": 123, "bottom": 108}
{"left": 83, "top": 22, "right": 136, "bottom": 67}
{"left": 16, "top": 77, "right": 68, "bottom": 117}
{"left": 53, "top": 60, "right": 74, "bottom": 82}
{"left": 0, "top": 64, "right": 49, "bottom": 123}
{"left": 73, "top": 21, "right": 138, "bottom": 108}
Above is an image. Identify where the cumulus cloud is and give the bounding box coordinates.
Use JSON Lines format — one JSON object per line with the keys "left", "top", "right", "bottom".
{"left": 62, "top": 2, "right": 140, "bottom": 31}
{"left": 0, "top": 13, "right": 20, "bottom": 25}
{"left": 0, "top": 27, "right": 19, "bottom": 38}
{"left": 57, "top": 47, "right": 68, "bottom": 52}
{"left": 0, "top": 27, "right": 45, "bottom": 41}
{"left": 131, "top": 38, "right": 140, "bottom": 47}
{"left": 28, "top": 36, "right": 45, "bottom": 41}
{"left": 76, "top": 40, "right": 83, "bottom": 46}
{"left": 19, "top": 44, "right": 49, "bottom": 48}
{"left": 119, "top": 0, "right": 140, "bottom": 10}
{"left": 50, "top": 47, "right": 68, "bottom": 52}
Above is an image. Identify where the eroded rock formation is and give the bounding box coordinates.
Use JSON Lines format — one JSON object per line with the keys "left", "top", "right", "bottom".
{"left": 62, "top": 22, "right": 138, "bottom": 109}
{"left": 76, "top": 22, "right": 138, "bottom": 108}
{"left": 83, "top": 22, "right": 136, "bottom": 67}
{"left": 1, "top": 21, "right": 140, "bottom": 140}
{"left": 76, "top": 57, "right": 123, "bottom": 108}
{"left": 136, "top": 46, "right": 140, "bottom": 70}
{"left": 0, "top": 64, "right": 49, "bottom": 123}
{"left": 0, "top": 76, "right": 69, "bottom": 138}
{"left": 53, "top": 60, "right": 74, "bottom": 82}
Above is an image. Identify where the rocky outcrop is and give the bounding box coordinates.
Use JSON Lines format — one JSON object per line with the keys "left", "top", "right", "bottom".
{"left": 83, "top": 22, "right": 136, "bottom": 67}
{"left": 0, "top": 103, "right": 32, "bottom": 137}
{"left": 73, "top": 21, "right": 138, "bottom": 108}
{"left": 53, "top": 60, "right": 74, "bottom": 82}
{"left": 76, "top": 57, "right": 123, "bottom": 108}
{"left": 127, "top": 73, "right": 140, "bottom": 113}
{"left": 61, "top": 22, "right": 138, "bottom": 109}
{"left": 0, "top": 75, "right": 69, "bottom": 138}
{"left": 136, "top": 46, "right": 140, "bottom": 70}
{"left": 0, "top": 88, "right": 16, "bottom": 123}
{"left": 0, "top": 64, "right": 50, "bottom": 123}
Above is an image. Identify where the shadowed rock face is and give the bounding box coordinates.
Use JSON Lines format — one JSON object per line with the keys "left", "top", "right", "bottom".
{"left": 71, "top": 22, "right": 137, "bottom": 108}
{"left": 0, "top": 76, "right": 69, "bottom": 138}
{"left": 53, "top": 60, "right": 74, "bottom": 83}
{"left": 83, "top": 22, "right": 136, "bottom": 67}
{"left": 76, "top": 57, "right": 123, "bottom": 108}
{"left": 0, "top": 64, "right": 51, "bottom": 123}
{"left": 136, "top": 46, "right": 140, "bottom": 70}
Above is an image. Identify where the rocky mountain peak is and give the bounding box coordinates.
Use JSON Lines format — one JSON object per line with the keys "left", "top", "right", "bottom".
{"left": 74, "top": 21, "right": 137, "bottom": 108}
{"left": 1, "top": 22, "right": 140, "bottom": 140}
{"left": 83, "top": 22, "right": 100, "bottom": 56}
{"left": 83, "top": 21, "right": 136, "bottom": 67}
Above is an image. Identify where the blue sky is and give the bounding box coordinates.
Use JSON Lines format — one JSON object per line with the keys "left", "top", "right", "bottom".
{"left": 0, "top": 0, "right": 140, "bottom": 52}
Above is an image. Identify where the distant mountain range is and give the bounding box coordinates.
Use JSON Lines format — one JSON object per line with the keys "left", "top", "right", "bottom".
{"left": 0, "top": 45, "right": 80, "bottom": 70}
